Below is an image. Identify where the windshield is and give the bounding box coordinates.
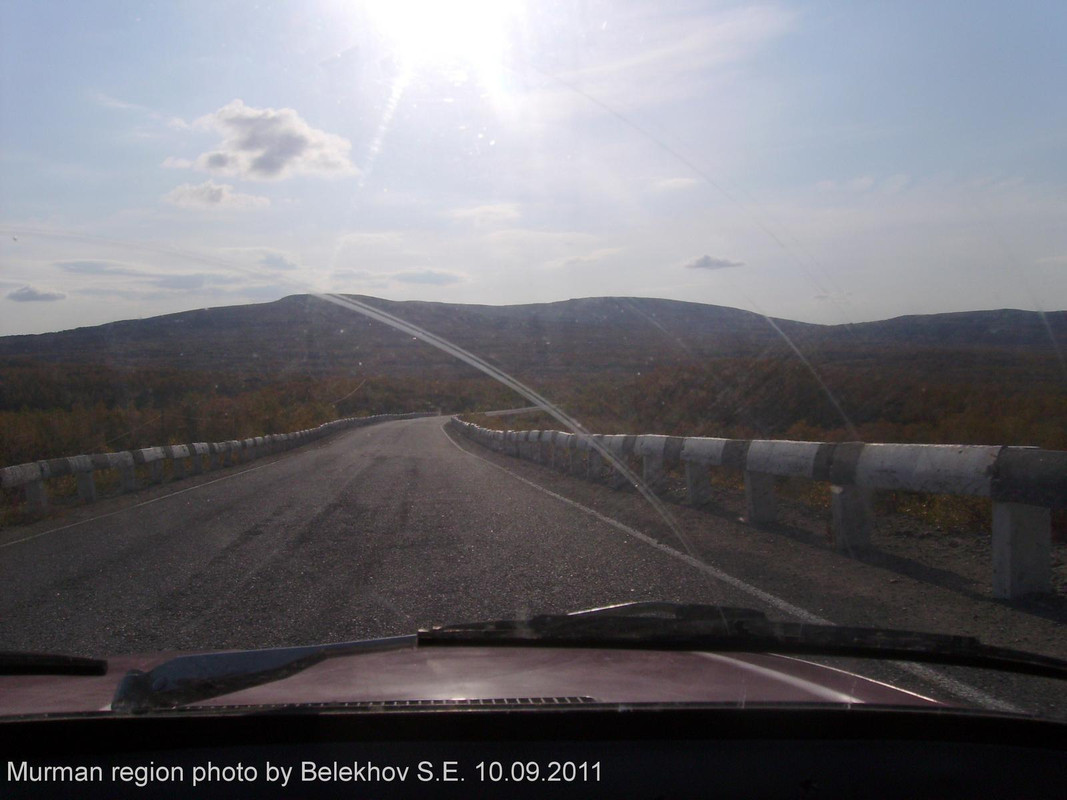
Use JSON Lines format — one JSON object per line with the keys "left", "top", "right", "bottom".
{"left": 1, "top": 0, "right": 1064, "bottom": 722}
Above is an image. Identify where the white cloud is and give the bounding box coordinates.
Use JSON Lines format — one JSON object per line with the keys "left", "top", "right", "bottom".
{"left": 881, "top": 174, "right": 911, "bottom": 194}
{"left": 177, "top": 100, "right": 359, "bottom": 181}
{"left": 56, "top": 259, "right": 142, "bottom": 276}
{"left": 259, "top": 253, "right": 299, "bottom": 271}
{"left": 683, "top": 254, "right": 744, "bottom": 270}
{"left": 448, "top": 203, "right": 521, "bottom": 225}
{"left": 392, "top": 270, "right": 465, "bottom": 285}
{"left": 7, "top": 285, "right": 66, "bottom": 302}
{"left": 219, "top": 247, "right": 302, "bottom": 272}
{"left": 91, "top": 90, "right": 190, "bottom": 130}
{"left": 52, "top": 255, "right": 242, "bottom": 296}
{"left": 654, "top": 177, "right": 700, "bottom": 192}
{"left": 152, "top": 274, "right": 205, "bottom": 290}
{"left": 548, "top": 247, "right": 624, "bottom": 270}
{"left": 163, "top": 180, "right": 270, "bottom": 209}
{"left": 333, "top": 267, "right": 466, "bottom": 287}
{"left": 816, "top": 175, "right": 878, "bottom": 194}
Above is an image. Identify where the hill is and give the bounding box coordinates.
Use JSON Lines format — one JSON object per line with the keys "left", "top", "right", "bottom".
{"left": 1, "top": 295, "right": 1063, "bottom": 379}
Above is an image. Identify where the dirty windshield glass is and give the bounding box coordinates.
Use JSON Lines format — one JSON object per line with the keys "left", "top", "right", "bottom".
{"left": 1, "top": 1, "right": 1065, "bottom": 720}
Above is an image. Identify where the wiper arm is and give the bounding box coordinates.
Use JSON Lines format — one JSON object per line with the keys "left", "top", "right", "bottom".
{"left": 419, "top": 602, "right": 1067, "bottom": 682}
{"left": 111, "top": 635, "right": 415, "bottom": 714}
{"left": 0, "top": 650, "right": 107, "bottom": 676}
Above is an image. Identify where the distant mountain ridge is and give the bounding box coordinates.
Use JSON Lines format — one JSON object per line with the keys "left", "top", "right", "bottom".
{"left": 0, "top": 295, "right": 1063, "bottom": 378}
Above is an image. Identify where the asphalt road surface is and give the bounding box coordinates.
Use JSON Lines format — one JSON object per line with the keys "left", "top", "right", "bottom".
{"left": 1, "top": 416, "right": 749, "bottom": 656}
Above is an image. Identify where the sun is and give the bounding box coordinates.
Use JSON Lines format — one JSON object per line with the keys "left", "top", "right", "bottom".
{"left": 366, "top": 0, "right": 519, "bottom": 86}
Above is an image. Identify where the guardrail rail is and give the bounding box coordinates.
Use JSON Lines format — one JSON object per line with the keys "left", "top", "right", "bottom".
{"left": 449, "top": 417, "right": 1066, "bottom": 600}
{"left": 1, "top": 412, "right": 434, "bottom": 517}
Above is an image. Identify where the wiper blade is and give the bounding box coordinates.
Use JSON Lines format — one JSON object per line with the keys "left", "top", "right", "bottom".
{"left": 0, "top": 650, "right": 107, "bottom": 676}
{"left": 111, "top": 635, "right": 415, "bottom": 714}
{"left": 419, "top": 602, "right": 1067, "bottom": 681}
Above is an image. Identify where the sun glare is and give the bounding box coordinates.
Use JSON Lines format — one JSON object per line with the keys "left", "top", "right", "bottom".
{"left": 366, "top": 0, "right": 518, "bottom": 92}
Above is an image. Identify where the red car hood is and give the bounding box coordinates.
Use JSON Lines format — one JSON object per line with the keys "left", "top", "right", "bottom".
{"left": 1, "top": 643, "right": 938, "bottom": 717}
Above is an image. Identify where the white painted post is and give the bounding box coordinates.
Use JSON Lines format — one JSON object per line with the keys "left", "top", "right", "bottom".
{"left": 744, "top": 471, "right": 776, "bottom": 523}
{"left": 831, "top": 485, "right": 873, "bottom": 553}
{"left": 992, "top": 502, "right": 1051, "bottom": 598}
{"left": 538, "top": 434, "right": 550, "bottom": 464}
{"left": 684, "top": 462, "right": 712, "bottom": 506}
{"left": 4, "top": 464, "right": 49, "bottom": 513}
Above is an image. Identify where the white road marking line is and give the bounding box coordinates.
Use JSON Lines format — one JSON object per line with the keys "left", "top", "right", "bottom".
{"left": 440, "top": 422, "right": 826, "bottom": 623}
{"left": 440, "top": 421, "right": 1024, "bottom": 714}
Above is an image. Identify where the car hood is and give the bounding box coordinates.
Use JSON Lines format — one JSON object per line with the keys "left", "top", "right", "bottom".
{"left": 0, "top": 643, "right": 937, "bottom": 717}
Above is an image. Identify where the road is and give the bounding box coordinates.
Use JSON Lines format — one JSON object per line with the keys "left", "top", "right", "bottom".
{"left": 1, "top": 416, "right": 1063, "bottom": 719}
{"left": 1, "top": 416, "right": 742, "bottom": 656}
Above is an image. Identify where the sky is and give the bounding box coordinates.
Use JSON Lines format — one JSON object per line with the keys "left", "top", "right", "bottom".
{"left": 1, "top": 0, "right": 1064, "bottom": 335}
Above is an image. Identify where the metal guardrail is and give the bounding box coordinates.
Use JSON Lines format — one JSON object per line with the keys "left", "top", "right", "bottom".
{"left": 1, "top": 412, "right": 434, "bottom": 516}
{"left": 449, "top": 418, "right": 1066, "bottom": 600}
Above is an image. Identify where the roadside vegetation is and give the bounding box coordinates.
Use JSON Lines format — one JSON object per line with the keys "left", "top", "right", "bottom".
{"left": 464, "top": 350, "right": 1067, "bottom": 538}
{"left": 2, "top": 345, "right": 1064, "bottom": 536}
{"left": 0, "top": 359, "right": 520, "bottom": 468}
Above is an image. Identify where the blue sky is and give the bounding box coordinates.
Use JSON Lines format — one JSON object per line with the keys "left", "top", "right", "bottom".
{"left": 1, "top": 0, "right": 1064, "bottom": 335}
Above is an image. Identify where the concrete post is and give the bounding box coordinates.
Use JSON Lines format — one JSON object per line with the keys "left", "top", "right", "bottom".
{"left": 684, "top": 462, "right": 712, "bottom": 506}
{"left": 171, "top": 457, "right": 185, "bottom": 480}
{"left": 119, "top": 465, "right": 137, "bottom": 492}
{"left": 608, "top": 461, "right": 629, "bottom": 489}
{"left": 744, "top": 471, "right": 776, "bottom": 523}
{"left": 150, "top": 461, "right": 164, "bottom": 483}
{"left": 643, "top": 455, "right": 666, "bottom": 492}
{"left": 831, "top": 485, "right": 873, "bottom": 554}
{"left": 992, "top": 502, "right": 1051, "bottom": 598}
{"left": 25, "top": 479, "right": 48, "bottom": 512}
{"left": 588, "top": 450, "right": 603, "bottom": 480}
{"left": 76, "top": 471, "right": 97, "bottom": 503}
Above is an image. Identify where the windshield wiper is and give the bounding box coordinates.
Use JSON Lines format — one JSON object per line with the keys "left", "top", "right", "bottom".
{"left": 111, "top": 635, "right": 415, "bottom": 714}
{"left": 419, "top": 602, "right": 1067, "bottom": 681}
{"left": 0, "top": 650, "right": 107, "bottom": 676}
{"left": 108, "top": 602, "right": 1067, "bottom": 714}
